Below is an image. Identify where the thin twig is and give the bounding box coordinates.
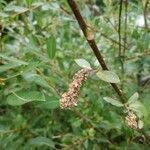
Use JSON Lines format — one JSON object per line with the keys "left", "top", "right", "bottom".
{"left": 100, "top": 32, "right": 127, "bottom": 49}
{"left": 118, "top": 0, "right": 123, "bottom": 56}
{"left": 123, "top": 0, "right": 128, "bottom": 55}
{"left": 104, "top": 17, "right": 118, "bottom": 33}
{"left": 125, "top": 51, "right": 150, "bottom": 61}
{"left": 118, "top": 0, "right": 124, "bottom": 90}
{"left": 67, "top": 0, "right": 126, "bottom": 103}
{"left": 60, "top": 5, "right": 71, "bottom": 16}
{"left": 121, "top": 0, "right": 128, "bottom": 89}
{"left": 142, "top": 0, "right": 149, "bottom": 29}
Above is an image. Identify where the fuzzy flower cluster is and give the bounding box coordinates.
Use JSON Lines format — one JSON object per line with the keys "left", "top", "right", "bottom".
{"left": 60, "top": 68, "right": 92, "bottom": 109}
{"left": 125, "top": 111, "right": 138, "bottom": 129}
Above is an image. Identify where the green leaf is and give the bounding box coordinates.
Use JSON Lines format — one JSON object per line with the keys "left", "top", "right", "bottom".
{"left": 35, "top": 96, "right": 59, "bottom": 109}
{"left": 103, "top": 97, "right": 123, "bottom": 107}
{"left": 129, "top": 101, "right": 147, "bottom": 118}
{"left": 0, "top": 54, "right": 28, "bottom": 65}
{"left": 97, "top": 70, "right": 120, "bottom": 83}
{"left": 0, "top": 125, "right": 9, "bottom": 134}
{"left": 0, "top": 63, "right": 21, "bottom": 73}
{"left": 26, "top": 0, "right": 33, "bottom": 6}
{"left": 4, "top": 5, "right": 28, "bottom": 13}
{"left": 46, "top": 36, "right": 56, "bottom": 59}
{"left": 23, "top": 73, "right": 50, "bottom": 89}
{"left": 138, "top": 120, "right": 144, "bottom": 129}
{"left": 127, "top": 92, "right": 139, "bottom": 104}
{"left": 28, "top": 136, "right": 55, "bottom": 148}
{"left": 7, "top": 90, "right": 45, "bottom": 106}
{"left": 75, "top": 59, "right": 91, "bottom": 69}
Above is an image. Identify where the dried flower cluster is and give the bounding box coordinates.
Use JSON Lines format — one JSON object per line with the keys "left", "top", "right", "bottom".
{"left": 125, "top": 111, "right": 138, "bottom": 129}
{"left": 60, "top": 68, "right": 92, "bottom": 109}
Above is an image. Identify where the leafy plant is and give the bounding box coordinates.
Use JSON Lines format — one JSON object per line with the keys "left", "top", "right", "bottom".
{"left": 0, "top": 0, "right": 149, "bottom": 149}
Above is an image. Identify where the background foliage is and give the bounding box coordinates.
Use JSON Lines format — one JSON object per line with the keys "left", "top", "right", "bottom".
{"left": 0, "top": 0, "right": 149, "bottom": 149}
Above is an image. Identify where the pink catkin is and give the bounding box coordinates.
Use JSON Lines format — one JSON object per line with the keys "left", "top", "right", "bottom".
{"left": 60, "top": 68, "right": 92, "bottom": 109}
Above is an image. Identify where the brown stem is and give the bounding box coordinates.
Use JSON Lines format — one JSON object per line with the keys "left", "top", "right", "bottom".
{"left": 67, "top": 0, "right": 126, "bottom": 103}
{"left": 60, "top": 5, "right": 127, "bottom": 49}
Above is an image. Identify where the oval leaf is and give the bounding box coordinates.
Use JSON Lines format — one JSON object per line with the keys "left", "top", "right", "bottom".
{"left": 35, "top": 96, "right": 59, "bottom": 109}
{"left": 5, "top": 5, "right": 28, "bottom": 13}
{"left": 127, "top": 92, "right": 139, "bottom": 104}
{"left": 7, "top": 90, "right": 45, "bottom": 106}
{"left": 28, "top": 136, "right": 54, "bottom": 148}
{"left": 97, "top": 71, "right": 120, "bottom": 83}
{"left": 138, "top": 120, "right": 144, "bottom": 129}
{"left": 0, "top": 54, "right": 28, "bottom": 65}
{"left": 103, "top": 97, "right": 123, "bottom": 107}
{"left": 46, "top": 36, "right": 56, "bottom": 59}
{"left": 23, "top": 73, "right": 50, "bottom": 89}
{"left": 75, "top": 59, "right": 91, "bottom": 69}
{"left": 129, "top": 101, "right": 147, "bottom": 118}
{"left": 0, "top": 63, "right": 21, "bottom": 73}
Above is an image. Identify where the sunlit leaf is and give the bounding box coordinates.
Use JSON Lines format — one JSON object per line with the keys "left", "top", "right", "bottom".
{"left": 75, "top": 59, "right": 91, "bottom": 69}
{"left": 129, "top": 101, "right": 147, "bottom": 118}
{"left": 127, "top": 92, "right": 139, "bottom": 104}
{"left": 4, "top": 5, "right": 28, "bottom": 13}
{"left": 103, "top": 97, "right": 123, "bottom": 107}
{"left": 97, "top": 70, "right": 120, "bottom": 83}
{"left": 138, "top": 120, "right": 144, "bottom": 129}
{"left": 0, "top": 77, "right": 6, "bottom": 85}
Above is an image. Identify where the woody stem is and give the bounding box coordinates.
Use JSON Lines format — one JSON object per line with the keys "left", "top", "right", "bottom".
{"left": 67, "top": 0, "right": 127, "bottom": 103}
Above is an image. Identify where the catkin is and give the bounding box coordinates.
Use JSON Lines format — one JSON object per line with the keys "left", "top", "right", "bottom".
{"left": 60, "top": 68, "right": 92, "bottom": 109}
{"left": 125, "top": 111, "right": 138, "bottom": 129}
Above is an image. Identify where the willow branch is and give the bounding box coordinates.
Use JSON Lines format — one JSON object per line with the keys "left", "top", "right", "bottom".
{"left": 60, "top": 5, "right": 127, "bottom": 50}
{"left": 67, "top": 0, "right": 126, "bottom": 103}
